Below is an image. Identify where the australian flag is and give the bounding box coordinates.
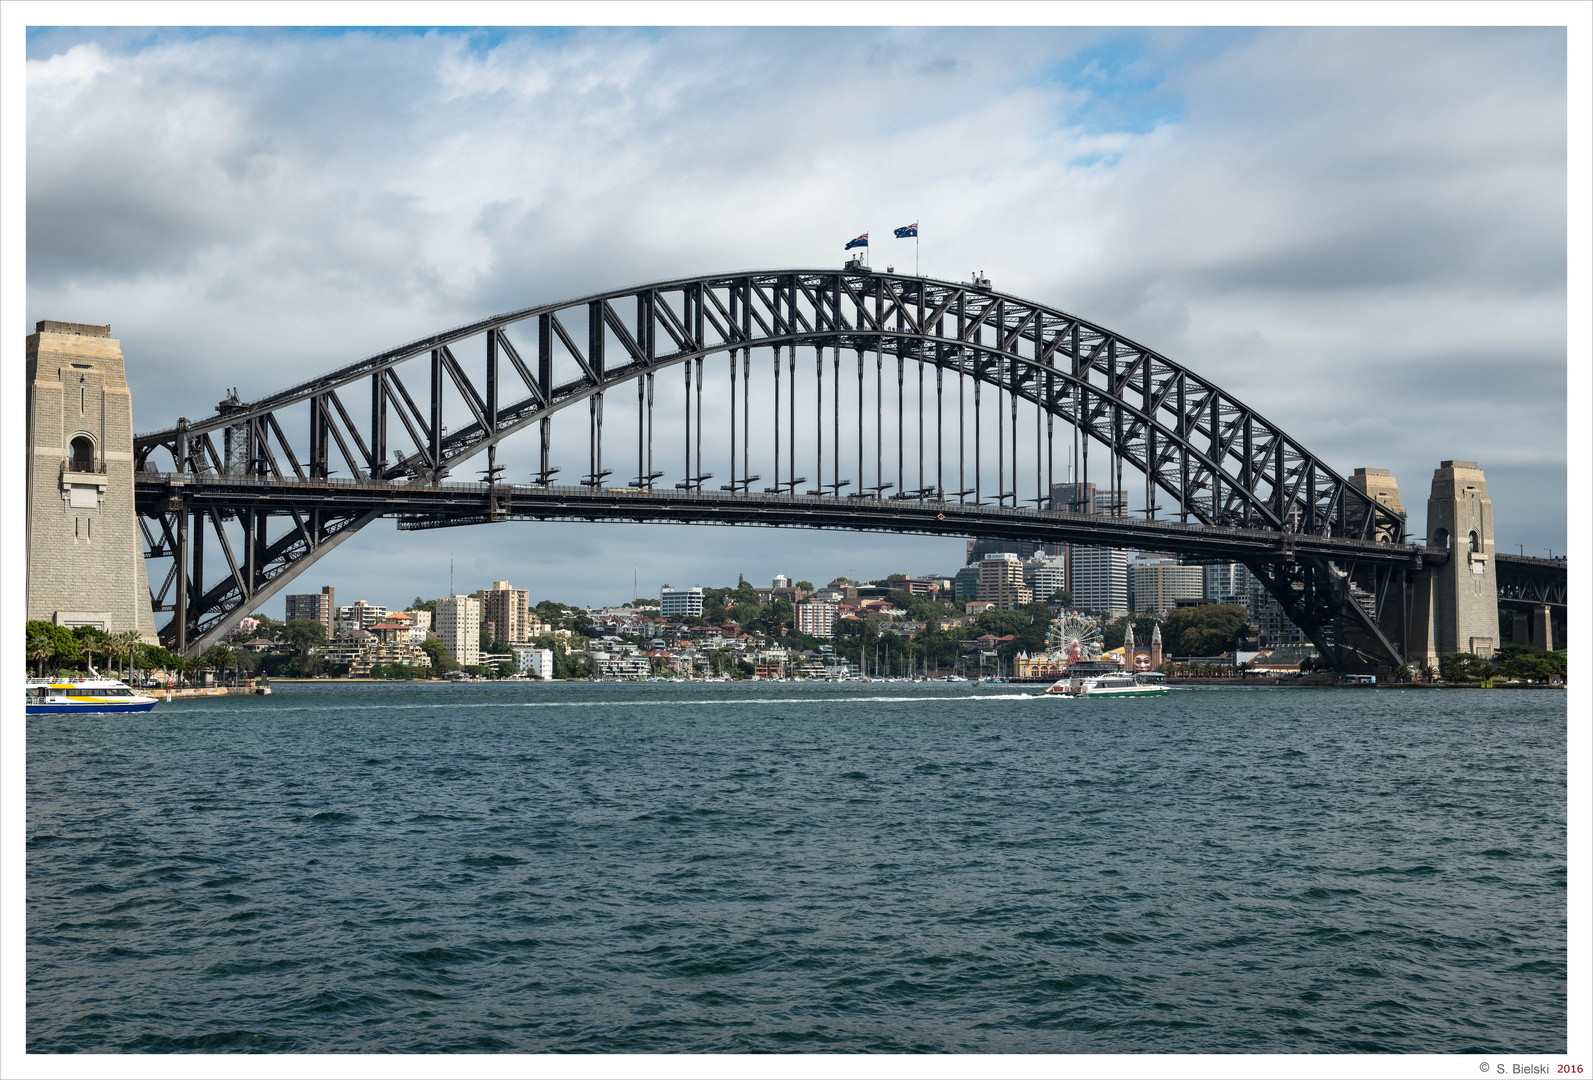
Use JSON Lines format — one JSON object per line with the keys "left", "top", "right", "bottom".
{"left": 845, "top": 233, "right": 869, "bottom": 250}
{"left": 894, "top": 223, "right": 918, "bottom": 238}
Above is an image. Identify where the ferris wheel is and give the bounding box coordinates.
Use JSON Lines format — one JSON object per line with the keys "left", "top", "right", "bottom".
{"left": 1048, "top": 611, "right": 1103, "bottom": 662}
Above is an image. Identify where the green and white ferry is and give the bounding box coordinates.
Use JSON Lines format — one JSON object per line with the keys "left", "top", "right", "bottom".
{"left": 1047, "top": 661, "right": 1168, "bottom": 698}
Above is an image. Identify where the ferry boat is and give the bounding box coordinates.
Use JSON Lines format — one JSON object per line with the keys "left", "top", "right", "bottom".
{"left": 1047, "top": 661, "right": 1168, "bottom": 698}
{"left": 25, "top": 674, "right": 160, "bottom": 714}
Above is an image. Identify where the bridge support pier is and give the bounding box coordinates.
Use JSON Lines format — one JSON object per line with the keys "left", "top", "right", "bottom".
{"left": 25, "top": 321, "right": 159, "bottom": 644}
{"left": 1533, "top": 604, "right": 1554, "bottom": 651}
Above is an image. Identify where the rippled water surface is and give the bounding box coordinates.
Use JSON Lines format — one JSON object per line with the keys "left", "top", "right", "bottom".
{"left": 27, "top": 682, "right": 1566, "bottom": 1053}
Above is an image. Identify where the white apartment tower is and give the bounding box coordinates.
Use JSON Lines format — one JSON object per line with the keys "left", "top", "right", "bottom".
{"left": 435, "top": 594, "right": 482, "bottom": 667}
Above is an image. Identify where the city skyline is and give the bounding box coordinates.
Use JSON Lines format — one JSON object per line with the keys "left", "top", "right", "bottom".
{"left": 21, "top": 24, "right": 1571, "bottom": 611}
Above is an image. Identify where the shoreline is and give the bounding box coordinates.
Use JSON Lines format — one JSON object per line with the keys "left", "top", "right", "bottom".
{"left": 231, "top": 677, "right": 1565, "bottom": 690}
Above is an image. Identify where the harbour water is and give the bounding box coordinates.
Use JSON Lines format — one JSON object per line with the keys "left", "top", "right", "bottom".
{"left": 27, "top": 682, "right": 1566, "bottom": 1054}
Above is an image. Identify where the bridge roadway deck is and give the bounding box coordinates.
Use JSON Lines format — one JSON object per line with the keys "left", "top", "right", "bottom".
{"left": 137, "top": 473, "right": 1431, "bottom": 567}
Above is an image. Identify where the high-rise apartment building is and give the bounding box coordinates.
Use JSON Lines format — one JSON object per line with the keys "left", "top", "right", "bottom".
{"left": 977, "top": 553, "right": 1033, "bottom": 610}
{"left": 285, "top": 586, "right": 336, "bottom": 635}
{"left": 660, "top": 586, "right": 704, "bottom": 619}
{"left": 1131, "top": 560, "right": 1204, "bottom": 615}
{"left": 435, "top": 594, "right": 482, "bottom": 667}
{"left": 1069, "top": 547, "right": 1128, "bottom": 615}
{"left": 1050, "top": 481, "right": 1126, "bottom": 517}
{"left": 794, "top": 601, "right": 837, "bottom": 639}
{"left": 475, "top": 581, "right": 530, "bottom": 644}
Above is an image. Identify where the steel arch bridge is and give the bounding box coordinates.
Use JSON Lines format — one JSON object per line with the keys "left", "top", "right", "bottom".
{"left": 135, "top": 267, "right": 1427, "bottom": 668}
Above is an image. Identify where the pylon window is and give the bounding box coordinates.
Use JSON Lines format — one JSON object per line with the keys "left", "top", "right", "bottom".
{"left": 69, "top": 436, "right": 94, "bottom": 472}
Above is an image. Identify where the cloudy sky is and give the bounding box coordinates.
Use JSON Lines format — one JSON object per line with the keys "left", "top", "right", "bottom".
{"left": 23, "top": 24, "right": 1569, "bottom": 612}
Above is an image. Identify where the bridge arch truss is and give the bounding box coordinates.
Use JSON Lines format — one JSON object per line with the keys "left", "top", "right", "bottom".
{"left": 135, "top": 269, "right": 1411, "bottom": 664}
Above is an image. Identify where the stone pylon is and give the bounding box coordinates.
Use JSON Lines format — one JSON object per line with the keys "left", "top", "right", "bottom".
{"left": 1347, "top": 467, "right": 1407, "bottom": 543}
{"left": 1150, "top": 623, "right": 1163, "bottom": 669}
{"left": 26, "top": 322, "right": 158, "bottom": 642}
{"left": 1409, "top": 460, "right": 1499, "bottom": 664}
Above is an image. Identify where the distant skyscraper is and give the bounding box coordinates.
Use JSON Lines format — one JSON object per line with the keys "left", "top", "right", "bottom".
{"left": 1050, "top": 482, "right": 1130, "bottom": 611}
{"left": 1203, "top": 563, "right": 1253, "bottom": 606}
{"left": 952, "top": 565, "right": 982, "bottom": 602}
{"left": 1050, "top": 482, "right": 1096, "bottom": 514}
{"left": 1051, "top": 481, "right": 1125, "bottom": 517}
{"left": 1070, "top": 547, "right": 1128, "bottom": 615}
{"left": 1131, "top": 561, "right": 1203, "bottom": 616}
{"left": 966, "top": 537, "right": 1042, "bottom": 565}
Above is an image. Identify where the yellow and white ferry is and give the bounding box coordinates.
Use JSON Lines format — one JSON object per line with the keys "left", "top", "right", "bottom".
{"left": 25, "top": 675, "right": 159, "bottom": 714}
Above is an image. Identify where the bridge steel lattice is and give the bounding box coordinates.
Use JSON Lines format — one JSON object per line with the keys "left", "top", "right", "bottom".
{"left": 134, "top": 268, "right": 1435, "bottom": 668}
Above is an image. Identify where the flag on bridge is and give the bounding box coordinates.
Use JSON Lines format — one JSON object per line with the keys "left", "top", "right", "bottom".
{"left": 845, "top": 233, "right": 869, "bottom": 250}
{"left": 894, "top": 223, "right": 917, "bottom": 238}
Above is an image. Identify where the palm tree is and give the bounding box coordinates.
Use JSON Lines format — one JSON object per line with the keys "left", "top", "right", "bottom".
{"left": 112, "top": 630, "right": 141, "bottom": 679}
{"left": 73, "top": 627, "right": 111, "bottom": 674}
{"left": 201, "top": 644, "right": 234, "bottom": 685}
{"left": 27, "top": 624, "right": 55, "bottom": 677}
